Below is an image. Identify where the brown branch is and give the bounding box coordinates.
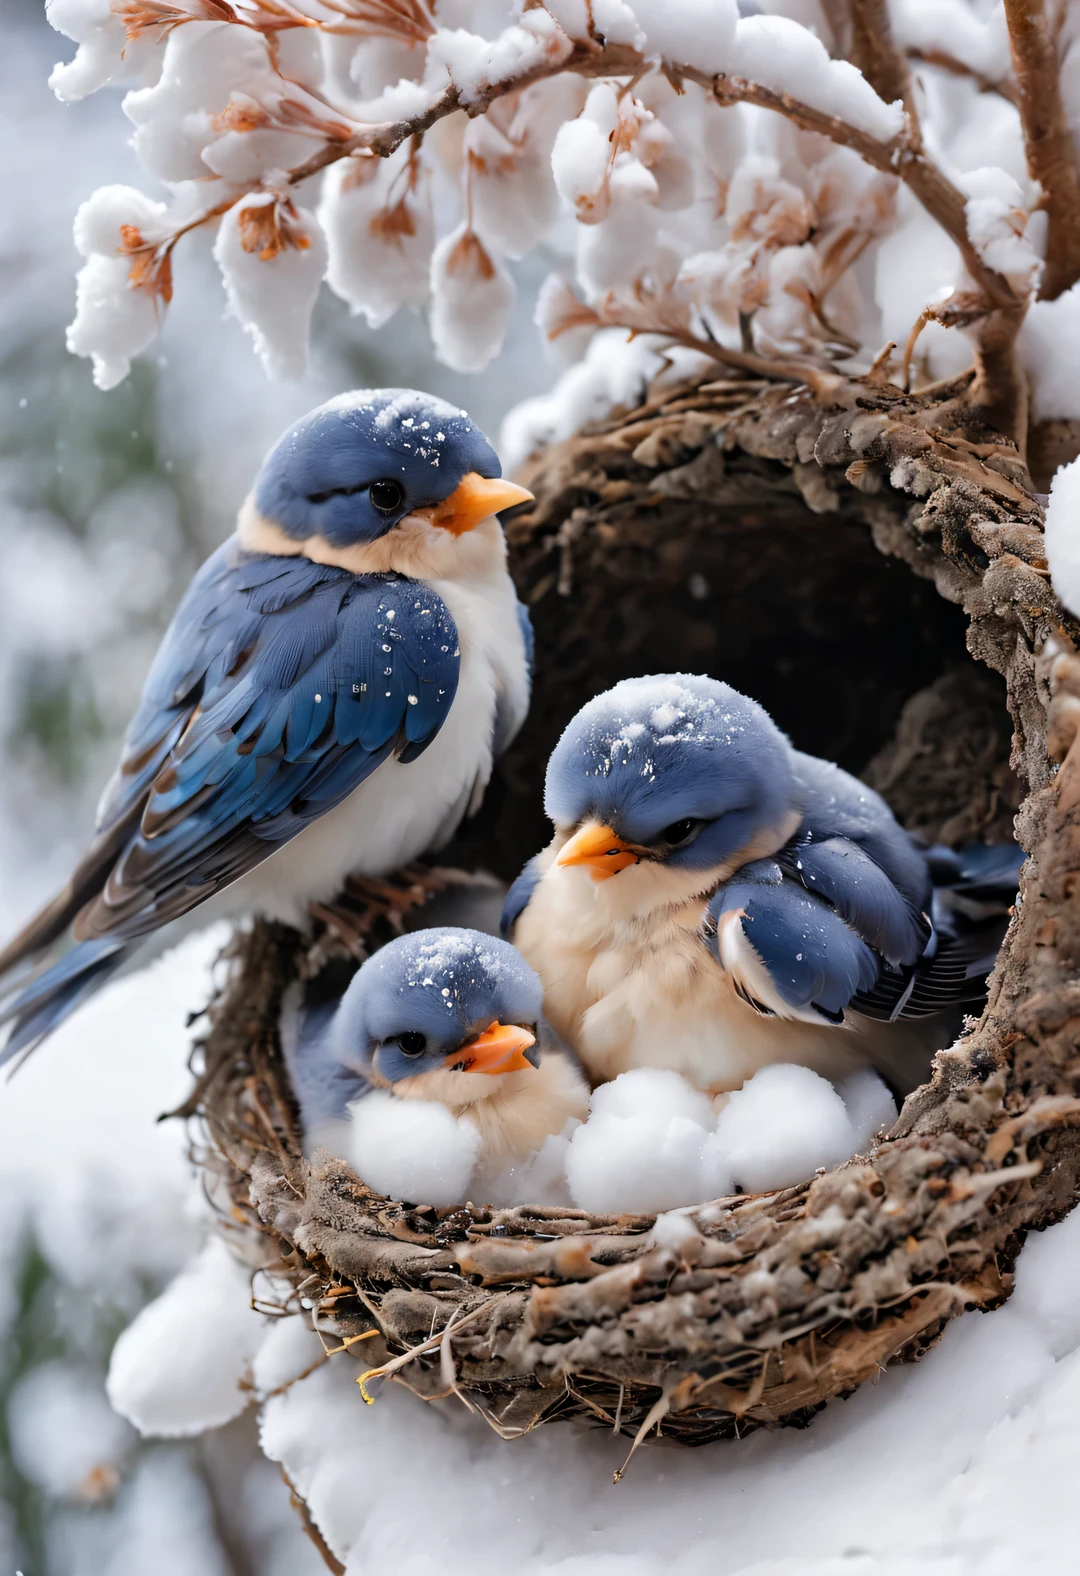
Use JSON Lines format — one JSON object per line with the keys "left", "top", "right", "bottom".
{"left": 1004, "top": 0, "right": 1080, "bottom": 299}
{"left": 906, "top": 46, "right": 1019, "bottom": 107}
{"left": 848, "top": 0, "right": 921, "bottom": 144}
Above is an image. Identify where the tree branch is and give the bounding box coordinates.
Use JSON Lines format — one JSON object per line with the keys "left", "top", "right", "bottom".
{"left": 1004, "top": 0, "right": 1080, "bottom": 299}
{"left": 691, "top": 69, "right": 1016, "bottom": 314}
{"left": 848, "top": 0, "right": 921, "bottom": 143}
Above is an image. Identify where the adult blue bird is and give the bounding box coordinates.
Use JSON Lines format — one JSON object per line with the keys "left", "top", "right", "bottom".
{"left": 503, "top": 674, "right": 1021, "bottom": 1098}
{"left": 281, "top": 928, "right": 588, "bottom": 1195}
{"left": 0, "top": 390, "right": 534, "bottom": 1063}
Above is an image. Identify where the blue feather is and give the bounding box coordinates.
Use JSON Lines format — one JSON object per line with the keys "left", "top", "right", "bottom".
{"left": 708, "top": 860, "right": 881, "bottom": 1021}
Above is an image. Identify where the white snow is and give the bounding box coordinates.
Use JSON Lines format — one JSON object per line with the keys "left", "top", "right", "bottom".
{"left": 346, "top": 1088, "right": 482, "bottom": 1206}
{"left": 1045, "top": 456, "right": 1080, "bottom": 618}
{"left": 65, "top": 253, "right": 164, "bottom": 392}
{"left": 1021, "top": 282, "right": 1080, "bottom": 423}
{"left": 107, "top": 1237, "right": 266, "bottom": 1438}
{"left": 426, "top": 11, "right": 572, "bottom": 110}
{"left": 730, "top": 14, "right": 906, "bottom": 143}
{"left": 631, "top": 0, "right": 738, "bottom": 76}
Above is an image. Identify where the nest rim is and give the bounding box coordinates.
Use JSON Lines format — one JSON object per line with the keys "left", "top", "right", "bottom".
{"left": 188, "top": 369, "right": 1080, "bottom": 1456}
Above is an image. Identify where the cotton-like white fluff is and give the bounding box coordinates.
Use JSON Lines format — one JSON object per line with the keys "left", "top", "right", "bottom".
{"left": 630, "top": 0, "right": 738, "bottom": 75}
{"left": 551, "top": 85, "right": 619, "bottom": 222}
{"left": 1045, "top": 458, "right": 1080, "bottom": 620}
{"left": 106, "top": 1237, "right": 265, "bottom": 1438}
{"left": 836, "top": 1065, "right": 899, "bottom": 1151}
{"left": 347, "top": 1089, "right": 481, "bottom": 1207}
{"left": 577, "top": 196, "right": 660, "bottom": 294}
{"left": 478, "top": 1121, "right": 579, "bottom": 1207}
{"left": 731, "top": 14, "right": 905, "bottom": 143}
{"left": 464, "top": 113, "right": 560, "bottom": 260}
{"left": 213, "top": 194, "right": 327, "bottom": 381}
{"left": 122, "top": 24, "right": 281, "bottom": 185}
{"left": 426, "top": 11, "right": 572, "bottom": 110}
{"left": 429, "top": 223, "right": 514, "bottom": 372}
{"left": 47, "top": 0, "right": 163, "bottom": 100}
{"left": 715, "top": 1063, "right": 858, "bottom": 1193}
{"left": 565, "top": 1069, "right": 713, "bottom": 1214}
{"left": 66, "top": 254, "right": 162, "bottom": 392}
{"left": 73, "top": 182, "right": 170, "bottom": 259}
{"left": 566, "top": 1063, "right": 897, "bottom": 1214}
{"left": 7, "top": 1359, "right": 133, "bottom": 1499}
{"left": 319, "top": 150, "right": 433, "bottom": 328}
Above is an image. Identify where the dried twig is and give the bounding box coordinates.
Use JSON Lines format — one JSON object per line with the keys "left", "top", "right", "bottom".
{"left": 1003, "top": 0, "right": 1080, "bottom": 299}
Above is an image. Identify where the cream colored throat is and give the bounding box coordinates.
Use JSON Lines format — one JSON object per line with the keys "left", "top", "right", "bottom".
{"left": 236, "top": 493, "right": 505, "bottom": 582}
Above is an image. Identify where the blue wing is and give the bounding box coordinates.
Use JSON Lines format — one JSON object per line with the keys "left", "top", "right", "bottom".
{"left": 72, "top": 540, "right": 459, "bottom": 942}
{"left": 500, "top": 856, "right": 544, "bottom": 939}
{"left": 707, "top": 858, "right": 881, "bottom": 1023}
{"left": 0, "top": 540, "right": 459, "bottom": 1062}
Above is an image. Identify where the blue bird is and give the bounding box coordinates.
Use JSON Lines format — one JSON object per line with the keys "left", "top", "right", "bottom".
{"left": 0, "top": 390, "right": 535, "bottom": 1063}
{"left": 281, "top": 928, "right": 588, "bottom": 1184}
{"left": 503, "top": 674, "right": 1021, "bottom": 1098}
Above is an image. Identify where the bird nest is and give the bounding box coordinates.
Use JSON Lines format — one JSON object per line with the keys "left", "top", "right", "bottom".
{"left": 188, "top": 369, "right": 1080, "bottom": 1471}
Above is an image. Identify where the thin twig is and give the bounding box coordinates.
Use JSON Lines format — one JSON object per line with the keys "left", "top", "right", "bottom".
{"left": 1003, "top": 0, "right": 1080, "bottom": 299}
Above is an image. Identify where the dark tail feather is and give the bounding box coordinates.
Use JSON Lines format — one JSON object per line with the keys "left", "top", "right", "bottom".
{"left": 0, "top": 938, "right": 130, "bottom": 1069}
{"left": 856, "top": 841, "right": 1022, "bottom": 1024}
{"left": 0, "top": 803, "right": 142, "bottom": 981}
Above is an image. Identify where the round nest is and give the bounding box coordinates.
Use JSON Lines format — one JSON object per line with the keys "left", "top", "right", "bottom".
{"left": 187, "top": 370, "right": 1080, "bottom": 1460}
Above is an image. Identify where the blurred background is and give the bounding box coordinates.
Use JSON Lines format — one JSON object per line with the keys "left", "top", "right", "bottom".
{"left": 0, "top": 3, "right": 554, "bottom": 1568}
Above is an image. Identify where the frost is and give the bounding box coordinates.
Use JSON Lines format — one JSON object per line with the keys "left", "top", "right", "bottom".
{"left": 214, "top": 193, "right": 327, "bottom": 381}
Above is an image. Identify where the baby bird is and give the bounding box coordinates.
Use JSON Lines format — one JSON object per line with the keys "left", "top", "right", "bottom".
{"left": 283, "top": 927, "right": 589, "bottom": 1201}
{"left": 504, "top": 674, "right": 1019, "bottom": 1099}
{"left": 0, "top": 389, "right": 533, "bottom": 1063}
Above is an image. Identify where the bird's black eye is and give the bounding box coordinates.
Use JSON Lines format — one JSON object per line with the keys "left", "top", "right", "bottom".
{"left": 659, "top": 818, "right": 700, "bottom": 847}
{"left": 396, "top": 1031, "right": 427, "bottom": 1057}
{"left": 369, "top": 478, "right": 404, "bottom": 514}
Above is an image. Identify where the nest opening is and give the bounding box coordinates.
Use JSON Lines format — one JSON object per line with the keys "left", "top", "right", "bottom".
{"left": 194, "top": 376, "right": 1073, "bottom": 1463}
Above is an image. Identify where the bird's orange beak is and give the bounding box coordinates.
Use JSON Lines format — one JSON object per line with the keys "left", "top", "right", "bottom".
{"left": 556, "top": 821, "right": 640, "bottom": 880}
{"left": 429, "top": 472, "right": 534, "bottom": 535}
{"left": 446, "top": 1022, "right": 538, "bottom": 1076}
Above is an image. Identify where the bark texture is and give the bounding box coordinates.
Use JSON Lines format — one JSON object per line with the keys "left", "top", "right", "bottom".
{"left": 192, "top": 369, "right": 1080, "bottom": 1459}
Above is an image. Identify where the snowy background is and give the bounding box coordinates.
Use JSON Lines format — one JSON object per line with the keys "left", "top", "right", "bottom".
{"left": 3, "top": 0, "right": 1080, "bottom": 1571}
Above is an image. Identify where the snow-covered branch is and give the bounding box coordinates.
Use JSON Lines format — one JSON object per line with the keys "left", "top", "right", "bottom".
{"left": 48, "top": 0, "right": 1080, "bottom": 443}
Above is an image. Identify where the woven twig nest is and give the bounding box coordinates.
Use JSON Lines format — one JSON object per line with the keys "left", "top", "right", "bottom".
{"left": 189, "top": 370, "right": 1080, "bottom": 1460}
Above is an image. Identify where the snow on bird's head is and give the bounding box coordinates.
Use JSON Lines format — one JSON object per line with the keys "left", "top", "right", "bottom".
{"left": 331, "top": 927, "right": 542, "bottom": 1082}
{"left": 545, "top": 673, "right": 797, "bottom": 865}
{"left": 252, "top": 388, "right": 501, "bottom": 547}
